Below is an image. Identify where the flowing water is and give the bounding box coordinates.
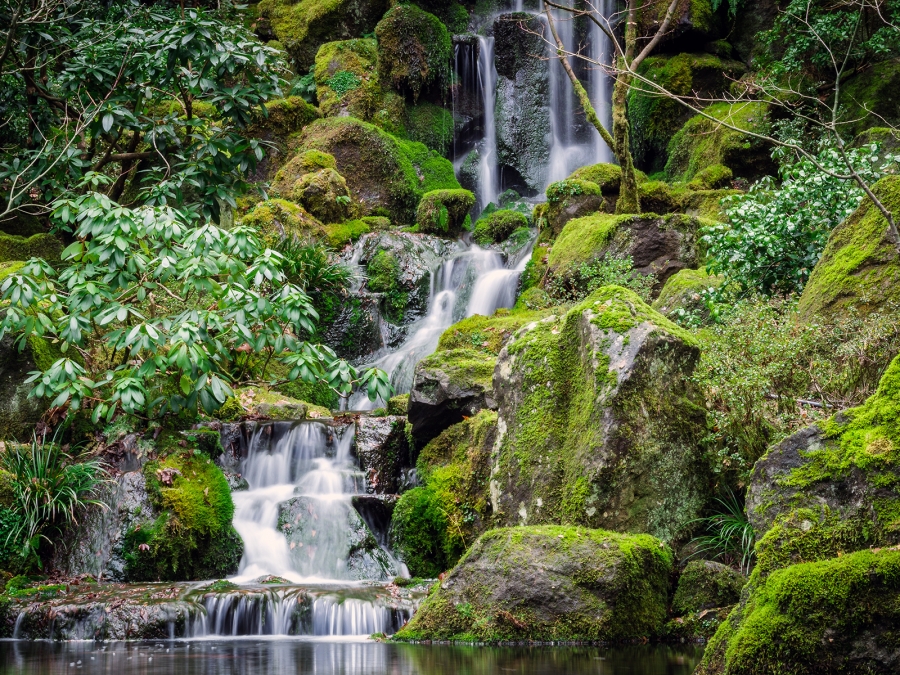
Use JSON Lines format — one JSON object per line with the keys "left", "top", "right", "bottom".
{"left": 347, "top": 239, "right": 532, "bottom": 410}
{"left": 475, "top": 35, "right": 499, "bottom": 212}
{"left": 0, "top": 641, "right": 705, "bottom": 674}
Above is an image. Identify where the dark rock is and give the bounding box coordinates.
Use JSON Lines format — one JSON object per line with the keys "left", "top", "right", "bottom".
{"left": 354, "top": 415, "right": 412, "bottom": 494}
{"left": 394, "top": 525, "right": 673, "bottom": 641}
{"left": 672, "top": 560, "right": 745, "bottom": 615}
{"left": 0, "top": 334, "right": 51, "bottom": 442}
{"left": 408, "top": 348, "right": 497, "bottom": 446}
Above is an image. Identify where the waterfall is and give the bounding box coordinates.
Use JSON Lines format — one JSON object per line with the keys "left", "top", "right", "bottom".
{"left": 476, "top": 35, "right": 500, "bottom": 211}
{"left": 589, "top": 0, "right": 615, "bottom": 165}
{"left": 347, "top": 238, "right": 533, "bottom": 410}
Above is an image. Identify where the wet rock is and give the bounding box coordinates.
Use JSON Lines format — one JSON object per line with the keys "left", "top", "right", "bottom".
{"left": 494, "top": 13, "right": 551, "bottom": 194}
{"left": 672, "top": 560, "right": 745, "bottom": 615}
{"left": 354, "top": 416, "right": 411, "bottom": 494}
{"left": 0, "top": 332, "right": 53, "bottom": 441}
{"left": 408, "top": 348, "right": 497, "bottom": 446}
{"left": 48, "top": 472, "right": 155, "bottom": 581}
{"left": 278, "top": 496, "right": 400, "bottom": 580}
{"left": 319, "top": 294, "right": 383, "bottom": 361}
{"left": 394, "top": 525, "right": 673, "bottom": 641}
{"left": 490, "top": 286, "right": 709, "bottom": 543}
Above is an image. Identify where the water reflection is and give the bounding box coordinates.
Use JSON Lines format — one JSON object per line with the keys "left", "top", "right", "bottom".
{"left": 0, "top": 640, "right": 703, "bottom": 675}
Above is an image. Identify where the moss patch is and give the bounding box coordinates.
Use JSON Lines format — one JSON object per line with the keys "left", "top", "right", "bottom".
{"left": 240, "top": 198, "right": 324, "bottom": 246}
{"left": 472, "top": 210, "right": 528, "bottom": 245}
{"left": 416, "top": 189, "right": 475, "bottom": 235}
{"left": 375, "top": 5, "right": 451, "bottom": 102}
{"left": 673, "top": 560, "right": 746, "bottom": 614}
{"left": 0, "top": 233, "right": 63, "bottom": 264}
{"left": 798, "top": 174, "right": 900, "bottom": 321}
{"left": 436, "top": 308, "right": 553, "bottom": 355}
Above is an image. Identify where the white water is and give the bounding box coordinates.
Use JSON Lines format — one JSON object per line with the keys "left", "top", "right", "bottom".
{"left": 476, "top": 35, "right": 500, "bottom": 211}
{"left": 348, "top": 239, "right": 532, "bottom": 410}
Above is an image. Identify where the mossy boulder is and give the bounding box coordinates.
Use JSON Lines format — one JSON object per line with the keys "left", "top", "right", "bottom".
{"left": 124, "top": 449, "right": 242, "bottom": 581}
{"left": 390, "top": 410, "right": 499, "bottom": 577}
{"left": 296, "top": 117, "right": 460, "bottom": 223}
{"left": 840, "top": 59, "right": 900, "bottom": 138}
{"left": 246, "top": 96, "right": 321, "bottom": 179}
{"left": 405, "top": 102, "right": 454, "bottom": 155}
{"left": 314, "top": 38, "right": 380, "bottom": 119}
{"left": 664, "top": 102, "right": 775, "bottom": 183}
{"left": 409, "top": 0, "right": 469, "bottom": 32}
{"left": 651, "top": 267, "right": 724, "bottom": 322}
{"left": 798, "top": 175, "right": 900, "bottom": 321}
{"left": 472, "top": 209, "right": 528, "bottom": 245}
{"left": 233, "top": 386, "right": 331, "bottom": 420}
{"left": 567, "top": 163, "right": 649, "bottom": 194}
{"left": 291, "top": 168, "right": 353, "bottom": 223}
{"left": 688, "top": 163, "right": 733, "bottom": 190}
{"left": 375, "top": 5, "right": 451, "bottom": 102}
{"left": 394, "top": 525, "right": 674, "bottom": 641}
{"left": 239, "top": 198, "right": 324, "bottom": 245}
{"left": 637, "top": 0, "right": 721, "bottom": 47}
{"left": 696, "top": 548, "right": 900, "bottom": 675}
{"left": 0, "top": 232, "right": 63, "bottom": 264}
{"left": 544, "top": 179, "right": 607, "bottom": 238}
{"left": 323, "top": 219, "right": 371, "bottom": 248}
{"left": 490, "top": 286, "right": 708, "bottom": 543}
{"left": 416, "top": 189, "right": 475, "bottom": 236}
{"left": 548, "top": 213, "right": 702, "bottom": 293}
{"left": 628, "top": 53, "right": 746, "bottom": 173}
{"left": 256, "top": 0, "right": 389, "bottom": 70}
{"left": 673, "top": 561, "right": 746, "bottom": 615}
{"left": 408, "top": 348, "right": 497, "bottom": 445}
{"left": 436, "top": 307, "right": 555, "bottom": 355}
{"left": 494, "top": 12, "right": 551, "bottom": 194}
{"left": 745, "top": 355, "right": 900, "bottom": 580}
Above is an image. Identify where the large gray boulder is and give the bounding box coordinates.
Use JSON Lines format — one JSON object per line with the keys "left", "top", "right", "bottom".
{"left": 489, "top": 285, "right": 709, "bottom": 543}
{"left": 494, "top": 13, "right": 550, "bottom": 194}
{"left": 408, "top": 348, "right": 497, "bottom": 446}
{"left": 394, "top": 525, "right": 673, "bottom": 641}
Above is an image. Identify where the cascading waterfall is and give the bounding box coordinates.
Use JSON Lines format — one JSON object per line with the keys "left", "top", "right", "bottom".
{"left": 188, "top": 421, "right": 415, "bottom": 637}
{"left": 347, "top": 238, "right": 533, "bottom": 410}
{"left": 589, "top": 0, "right": 615, "bottom": 165}
{"left": 476, "top": 35, "right": 500, "bottom": 211}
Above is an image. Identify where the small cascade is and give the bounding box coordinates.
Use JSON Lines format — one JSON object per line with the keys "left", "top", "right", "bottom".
{"left": 476, "top": 35, "right": 500, "bottom": 211}
{"left": 347, "top": 236, "right": 534, "bottom": 410}
{"left": 589, "top": 0, "right": 615, "bottom": 165}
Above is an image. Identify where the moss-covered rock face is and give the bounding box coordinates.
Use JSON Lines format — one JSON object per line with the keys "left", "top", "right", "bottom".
{"left": 664, "top": 102, "right": 775, "bottom": 183}
{"left": 696, "top": 549, "right": 900, "bottom": 675}
{"left": 240, "top": 198, "right": 324, "bottom": 245}
{"left": 390, "top": 410, "right": 498, "bottom": 577}
{"left": 628, "top": 53, "right": 745, "bottom": 173}
{"left": 494, "top": 12, "right": 550, "bottom": 194}
{"left": 297, "top": 117, "right": 460, "bottom": 223}
{"left": 291, "top": 168, "right": 353, "bottom": 223}
{"left": 472, "top": 209, "right": 528, "bottom": 245}
{"left": 745, "top": 355, "right": 900, "bottom": 579}
{"left": 314, "top": 38, "right": 380, "bottom": 119}
{"left": 246, "top": 96, "right": 321, "bottom": 180}
{"left": 256, "top": 0, "right": 389, "bottom": 70}
{"left": 568, "top": 163, "right": 630, "bottom": 193}
{"left": 394, "top": 525, "right": 674, "bottom": 641}
{"left": 490, "top": 286, "right": 709, "bottom": 543}
{"left": 354, "top": 415, "right": 411, "bottom": 494}
{"left": 375, "top": 5, "right": 451, "bottom": 102}
{"left": 404, "top": 102, "right": 454, "bottom": 155}
{"left": 636, "top": 0, "right": 720, "bottom": 48}
{"left": 544, "top": 179, "right": 608, "bottom": 237}
{"left": 549, "top": 213, "right": 702, "bottom": 293}
{"left": 651, "top": 267, "right": 724, "bottom": 322}
{"left": 673, "top": 561, "right": 746, "bottom": 615}
{"left": 408, "top": 348, "right": 497, "bottom": 445}
{"left": 416, "top": 189, "right": 475, "bottom": 235}
{"left": 436, "top": 308, "right": 555, "bottom": 355}
{"left": 840, "top": 59, "right": 900, "bottom": 138}
{"left": 0, "top": 232, "right": 63, "bottom": 264}
{"left": 124, "top": 448, "right": 242, "bottom": 581}
{"left": 798, "top": 175, "right": 900, "bottom": 321}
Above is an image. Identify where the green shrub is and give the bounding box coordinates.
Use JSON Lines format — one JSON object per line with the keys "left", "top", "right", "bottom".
{"left": 545, "top": 179, "right": 601, "bottom": 202}
{"left": 472, "top": 209, "right": 528, "bottom": 245}
{"left": 545, "top": 255, "right": 656, "bottom": 304}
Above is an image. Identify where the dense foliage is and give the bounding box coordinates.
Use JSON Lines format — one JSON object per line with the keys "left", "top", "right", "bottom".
{"left": 0, "top": 193, "right": 389, "bottom": 422}
{"left": 704, "top": 144, "right": 893, "bottom": 295}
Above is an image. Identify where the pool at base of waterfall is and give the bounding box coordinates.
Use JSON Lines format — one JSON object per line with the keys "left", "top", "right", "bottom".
{"left": 0, "top": 640, "right": 704, "bottom": 674}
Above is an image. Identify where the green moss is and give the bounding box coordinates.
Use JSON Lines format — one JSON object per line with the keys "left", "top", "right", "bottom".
{"left": 568, "top": 163, "right": 620, "bottom": 193}
{"left": 417, "top": 348, "right": 495, "bottom": 391}
{"left": 638, "top": 180, "right": 679, "bottom": 214}
{"left": 664, "top": 102, "right": 772, "bottom": 182}
{"left": 436, "top": 308, "right": 552, "bottom": 355}
{"left": 416, "top": 189, "right": 475, "bottom": 235}
{"left": 546, "top": 179, "right": 601, "bottom": 203}
{"left": 688, "top": 163, "right": 733, "bottom": 190}
{"left": 673, "top": 561, "right": 746, "bottom": 614}
{"left": 240, "top": 198, "right": 324, "bottom": 245}
{"left": 546, "top": 213, "right": 623, "bottom": 272}
{"left": 405, "top": 102, "right": 453, "bottom": 155}
{"left": 0, "top": 233, "right": 63, "bottom": 264}
{"left": 394, "top": 525, "right": 674, "bottom": 642}
{"left": 390, "top": 411, "right": 499, "bottom": 577}
{"left": 314, "top": 39, "right": 380, "bottom": 119}
{"left": 247, "top": 96, "right": 320, "bottom": 139}
{"left": 697, "top": 549, "right": 900, "bottom": 675}
{"left": 375, "top": 5, "right": 451, "bottom": 102}
{"left": 628, "top": 53, "right": 744, "bottom": 173}
{"left": 651, "top": 267, "right": 724, "bottom": 318}
{"left": 366, "top": 249, "right": 407, "bottom": 321}
{"left": 125, "top": 447, "right": 242, "bottom": 581}
{"left": 298, "top": 116, "right": 459, "bottom": 223}
{"left": 387, "top": 394, "right": 409, "bottom": 416}
{"left": 257, "top": 0, "right": 388, "bottom": 70}
{"left": 798, "top": 175, "right": 900, "bottom": 320}
{"left": 472, "top": 209, "right": 529, "bottom": 245}
{"left": 293, "top": 150, "right": 337, "bottom": 174}
{"left": 839, "top": 59, "right": 900, "bottom": 138}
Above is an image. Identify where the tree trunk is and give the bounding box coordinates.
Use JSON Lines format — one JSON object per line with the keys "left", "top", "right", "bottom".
{"left": 612, "top": 72, "right": 639, "bottom": 213}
